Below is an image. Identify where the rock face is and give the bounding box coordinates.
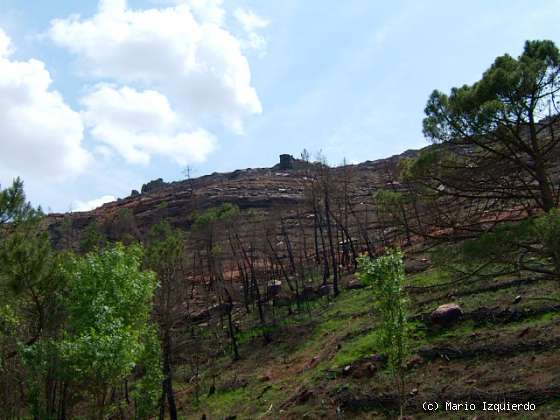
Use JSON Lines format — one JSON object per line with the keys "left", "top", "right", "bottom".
{"left": 141, "top": 178, "right": 166, "bottom": 194}
{"left": 46, "top": 148, "right": 424, "bottom": 252}
{"left": 279, "top": 154, "right": 295, "bottom": 170}
{"left": 431, "top": 303, "right": 463, "bottom": 326}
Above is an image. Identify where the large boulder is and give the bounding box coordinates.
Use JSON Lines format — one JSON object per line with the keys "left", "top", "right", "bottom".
{"left": 267, "top": 280, "right": 282, "bottom": 298}
{"left": 404, "top": 258, "right": 430, "bottom": 274}
{"left": 317, "top": 284, "right": 331, "bottom": 297}
{"left": 208, "top": 302, "right": 231, "bottom": 318}
{"left": 300, "top": 286, "right": 315, "bottom": 301}
{"left": 346, "top": 278, "right": 365, "bottom": 290}
{"left": 431, "top": 303, "right": 462, "bottom": 326}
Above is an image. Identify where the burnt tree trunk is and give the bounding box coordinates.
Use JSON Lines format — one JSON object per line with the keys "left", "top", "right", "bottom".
{"left": 324, "top": 189, "right": 339, "bottom": 296}
{"left": 162, "top": 331, "right": 178, "bottom": 420}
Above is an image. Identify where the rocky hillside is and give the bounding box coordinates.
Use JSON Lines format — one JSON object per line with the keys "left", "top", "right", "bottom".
{"left": 46, "top": 149, "right": 420, "bottom": 245}
{"left": 42, "top": 148, "right": 560, "bottom": 419}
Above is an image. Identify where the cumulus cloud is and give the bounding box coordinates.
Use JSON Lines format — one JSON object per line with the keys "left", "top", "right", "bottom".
{"left": 234, "top": 8, "right": 270, "bottom": 32}
{"left": 184, "top": 0, "right": 225, "bottom": 25}
{"left": 73, "top": 194, "right": 116, "bottom": 212}
{"left": 81, "top": 85, "right": 217, "bottom": 165}
{"left": 49, "top": 0, "right": 262, "bottom": 133}
{"left": 0, "top": 27, "right": 90, "bottom": 184}
{"left": 234, "top": 8, "right": 269, "bottom": 53}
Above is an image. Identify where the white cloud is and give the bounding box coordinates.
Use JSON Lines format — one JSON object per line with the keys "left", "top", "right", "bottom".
{"left": 81, "top": 84, "right": 217, "bottom": 165}
{"left": 0, "top": 27, "right": 90, "bottom": 185}
{"left": 49, "top": 0, "right": 262, "bottom": 133}
{"left": 73, "top": 194, "right": 116, "bottom": 212}
{"left": 234, "top": 8, "right": 269, "bottom": 32}
{"left": 0, "top": 29, "right": 14, "bottom": 56}
{"left": 234, "top": 8, "right": 269, "bottom": 53}
{"left": 184, "top": 0, "right": 225, "bottom": 25}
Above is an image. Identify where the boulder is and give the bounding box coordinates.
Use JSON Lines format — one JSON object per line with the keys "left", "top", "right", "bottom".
{"left": 300, "top": 286, "right": 315, "bottom": 301}
{"left": 317, "top": 284, "right": 331, "bottom": 297}
{"left": 208, "top": 302, "right": 231, "bottom": 318}
{"left": 404, "top": 258, "right": 431, "bottom": 274}
{"left": 141, "top": 178, "right": 166, "bottom": 194}
{"left": 267, "top": 280, "right": 282, "bottom": 298}
{"left": 346, "top": 278, "right": 365, "bottom": 290}
{"left": 341, "top": 357, "right": 382, "bottom": 379}
{"left": 431, "top": 303, "right": 462, "bottom": 326}
{"left": 273, "top": 296, "right": 293, "bottom": 307}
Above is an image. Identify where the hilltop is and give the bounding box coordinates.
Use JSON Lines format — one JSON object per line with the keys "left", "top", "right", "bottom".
{"left": 45, "top": 148, "right": 421, "bottom": 245}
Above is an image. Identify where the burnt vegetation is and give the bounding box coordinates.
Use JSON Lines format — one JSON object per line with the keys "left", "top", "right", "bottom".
{"left": 2, "top": 40, "right": 560, "bottom": 418}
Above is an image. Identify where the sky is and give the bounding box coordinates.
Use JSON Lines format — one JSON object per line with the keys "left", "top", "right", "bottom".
{"left": 1, "top": 0, "right": 559, "bottom": 212}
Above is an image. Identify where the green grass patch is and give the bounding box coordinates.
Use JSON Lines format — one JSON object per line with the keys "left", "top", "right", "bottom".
{"left": 324, "top": 288, "right": 374, "bottom": 317}
{"left": 201, "top": 387, "right": 251, "bottom": 417}
{"left": 330, "top": 329, "right": 381, "bottom": 368}
{"left": 504, "top": 309, "right": 560, "bottom": 330}
{"left": 407, "top": 268, "right": 449, "bottom": 287}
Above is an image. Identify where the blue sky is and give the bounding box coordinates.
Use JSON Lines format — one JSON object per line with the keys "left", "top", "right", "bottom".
{"left": 1, "top": 0, "right": 559, "bottom": 212}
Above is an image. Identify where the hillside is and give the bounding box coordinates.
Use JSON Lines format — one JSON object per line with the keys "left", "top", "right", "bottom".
{"left": 176, "top": 268, "right": 560, "bottom": 419}
{"left": 40, "top": 148, "right": 560, "bottom": 419}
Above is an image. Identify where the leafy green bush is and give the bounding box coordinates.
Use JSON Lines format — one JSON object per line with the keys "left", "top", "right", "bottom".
{"left": 357, "top": 249, "right": 410, "bottom": 416}
{"left": 23, "top": 244, "right": 162, "bottom": 418}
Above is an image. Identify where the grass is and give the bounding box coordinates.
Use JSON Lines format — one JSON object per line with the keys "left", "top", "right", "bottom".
{"left": 407, "top": 268, "right": 449, "bottom": 287}
{"left": 330, "top": 330, "right": 380, "bottom": 368}
{"left": 425, "top": 319, "right": 477, "bottom": 343}
{"left": 178, "top": 266, "right": 560, "bottom": 419}
{"left": 198, "top": 387, "right": 251, "bottom": 417}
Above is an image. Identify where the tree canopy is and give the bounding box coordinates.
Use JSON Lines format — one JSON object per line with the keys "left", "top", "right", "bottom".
{"left": 423, "top": 40, "right": 560, "bottom": 211}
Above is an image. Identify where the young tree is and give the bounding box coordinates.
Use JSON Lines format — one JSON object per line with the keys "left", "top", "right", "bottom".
{"left": 0, "top": 201, "right": 61, "bottom": 417}
{"left": 23, "top": 244, "right": 162, "bottom": 419}
{"left": 0, "top": 177, "right": 34, "bottom": 227}
{"left": 423, "top": 40, "right": 560, "bottom": 212}
{"left": 358, "top": 249, "right": 410, "bottom": 418}
{"left": 79, "top": 220, "right": 106, "bottom": 253}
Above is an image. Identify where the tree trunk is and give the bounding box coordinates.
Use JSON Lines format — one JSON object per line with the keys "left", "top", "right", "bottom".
{"left": 324, "top": 189, "right": 339, "bottom": 296}
{"left": 529, "top": 115, "right": 556, "bottom": 211}
{"left": 162, "top": 332, "right": 178, "bottom": 420}
{"left": 225, "top": 289, "right": 240, "bottom": 360}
